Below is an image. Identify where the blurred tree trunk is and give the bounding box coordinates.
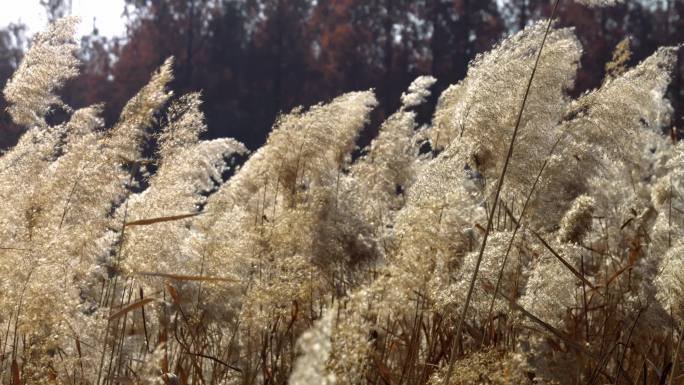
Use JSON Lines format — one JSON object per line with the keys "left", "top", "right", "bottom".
{"left": 184, "top": 0, "right": 196, "bottom": 87}
{"left": 519, "top": 0, "right": 527, "bottom": 30}
{"left": 383, "top": 0, "right": 394, "bottom": 112}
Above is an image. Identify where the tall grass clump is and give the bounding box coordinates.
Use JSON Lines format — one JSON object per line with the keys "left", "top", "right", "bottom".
{"left": 1, "top": 1, "right": 683, "bottom": 383}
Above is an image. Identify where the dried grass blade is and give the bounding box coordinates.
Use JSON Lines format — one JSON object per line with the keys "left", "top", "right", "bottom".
{"left": 108, "top": 298, "right": 157, "bottom": 321}
{"left": 125, "top": 213, "right": 201, "bottom": 227}
{"left": 531, "top": 230, "right": 597, "bottom": 290}
{"left": 117, "top": 155, "right": 155, "bottom": 166}
{"left": 596, "top": 263, "right": 633, "bottom": 291}
{"left": 136, "top": 271, "right": 238, "bottom": 282}
{"left": 499, "top": 292, "right": 586, "bottom": 351}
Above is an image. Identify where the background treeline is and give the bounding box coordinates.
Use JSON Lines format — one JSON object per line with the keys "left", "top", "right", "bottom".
{"left": 0, "top": 0, "right": 682, "bottom": 150}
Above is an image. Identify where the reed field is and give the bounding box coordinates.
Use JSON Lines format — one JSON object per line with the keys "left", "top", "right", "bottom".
{"left": 1, "top": 1, "right": 684, "bottom": 383}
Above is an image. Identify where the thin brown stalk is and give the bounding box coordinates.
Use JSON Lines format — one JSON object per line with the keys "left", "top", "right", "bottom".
{"left": 530, "top": 229, "right": 597, "bottom": 290}
{"left": 124, "top": 212, "right": 201, "bottom": 227}
{"left": 668, "top": 183, "right": 673, "bottom": 248}
{"left": 184, "top": 352, "right": 242, "bottom": 373}
{"left": 108, "top": 298, "right": 157, "bottom": 321}
{"left": 139, "top": 288, "right": 150, "bottom": 353}
{"left": 135, "top": 271, "right": 238, "bottom": 282}
{"left": 615, "top": 307, "right": 643, "bottom": 385}
{"left": 58, "top": 176, "right": 79, "bottom": 229}
{"left": 668, "top": 323, "right": 684, "bottom": 385}
{"left": 581, "top": 254, "right": 590, "bottom": 340}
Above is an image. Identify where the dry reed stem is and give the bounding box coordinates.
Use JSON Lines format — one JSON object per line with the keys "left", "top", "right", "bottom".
{"left": 443, "top": 1, "right": 562, "bottom": 383}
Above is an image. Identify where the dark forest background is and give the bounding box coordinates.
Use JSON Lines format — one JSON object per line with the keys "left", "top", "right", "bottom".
{"left": 0, "top": 0, "right": 682, "bottom": 151}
